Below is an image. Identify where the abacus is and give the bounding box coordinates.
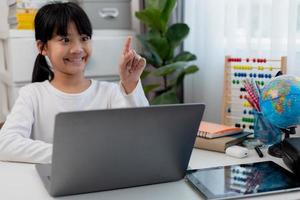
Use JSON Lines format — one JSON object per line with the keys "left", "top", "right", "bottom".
{"left": 221, "top": 56, "right": 287, "bottom": 132}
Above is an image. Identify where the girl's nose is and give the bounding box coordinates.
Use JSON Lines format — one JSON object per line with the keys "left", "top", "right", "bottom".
{"left": 70, "top": 40, "right": 84, "bottom": 54}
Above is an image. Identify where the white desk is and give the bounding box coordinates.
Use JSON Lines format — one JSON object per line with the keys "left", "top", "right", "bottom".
{"left": 1, "top": 148, "right": 300, "bottom": 200}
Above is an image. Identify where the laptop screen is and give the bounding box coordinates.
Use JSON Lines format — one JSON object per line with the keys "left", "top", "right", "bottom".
{"left": 186, "top": 161, "right": 300, "bottom": 200}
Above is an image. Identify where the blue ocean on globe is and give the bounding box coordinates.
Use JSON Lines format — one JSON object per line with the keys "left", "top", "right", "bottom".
{"left": 260, "top": 75, "right": 300, "bottom": 128}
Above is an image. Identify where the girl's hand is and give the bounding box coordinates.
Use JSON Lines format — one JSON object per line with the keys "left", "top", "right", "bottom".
{"left": 119, "top": 37, "right": 146, "bottom": 94}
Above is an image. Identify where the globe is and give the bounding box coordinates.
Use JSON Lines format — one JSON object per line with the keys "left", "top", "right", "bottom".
{"left": 260, "top": 75, "right": 300, "bottom": 128}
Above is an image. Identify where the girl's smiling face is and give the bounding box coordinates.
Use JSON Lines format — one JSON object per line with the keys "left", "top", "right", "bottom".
{"left": 40, "top": 22, "right": 92, "bottom": 78}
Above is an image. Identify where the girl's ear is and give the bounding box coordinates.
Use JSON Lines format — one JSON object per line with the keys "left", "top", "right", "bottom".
{"left": 36, "top": 40, "right": 47, "bottom": 56}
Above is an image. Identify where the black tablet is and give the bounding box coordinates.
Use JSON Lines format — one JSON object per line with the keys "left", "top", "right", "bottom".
{"left": 186, "top": 161, "right": 300, "bottom": 200}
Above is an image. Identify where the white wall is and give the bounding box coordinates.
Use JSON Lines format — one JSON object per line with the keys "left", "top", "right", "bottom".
{"left": 183, "top": 0, "right": 225, "bottom": 123}
{"left": 0, "top": 0, "right": 8, "bottom": 122}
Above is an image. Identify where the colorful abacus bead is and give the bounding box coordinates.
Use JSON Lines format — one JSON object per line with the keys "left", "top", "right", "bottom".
{"left": 258, "top": 66, "right": 264, "bottom": 70}
{"left": 240, "top": 87, "right": 246, "bottom": 92}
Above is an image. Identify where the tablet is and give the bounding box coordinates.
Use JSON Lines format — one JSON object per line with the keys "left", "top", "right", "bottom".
{"left": 186, "top": 161, "right": 300, "bottom": 200}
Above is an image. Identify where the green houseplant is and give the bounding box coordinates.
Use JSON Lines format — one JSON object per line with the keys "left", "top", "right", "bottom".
{"left": 135, "top": 0, "right": 199, "bottom": 104}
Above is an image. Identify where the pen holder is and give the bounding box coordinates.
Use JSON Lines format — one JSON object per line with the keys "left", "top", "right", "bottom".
{"left": 253, "top": 110, "right": 282, "bottom": 145}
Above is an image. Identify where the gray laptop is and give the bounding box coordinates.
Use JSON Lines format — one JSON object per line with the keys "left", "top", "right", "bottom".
{"left": 36, "top": 103, "right": 205, "bottom": 197}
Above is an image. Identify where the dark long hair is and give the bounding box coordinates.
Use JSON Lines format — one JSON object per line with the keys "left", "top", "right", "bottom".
{"left": 32, "top": 2, "right": 92, "bottom": 83}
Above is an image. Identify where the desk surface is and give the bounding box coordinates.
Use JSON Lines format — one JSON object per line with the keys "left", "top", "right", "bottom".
{"left": 1, "top": 148, "right": 300, "bottom": 200}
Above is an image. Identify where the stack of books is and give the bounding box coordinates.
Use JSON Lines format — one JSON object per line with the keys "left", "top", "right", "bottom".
{"left": 7, "top": 0, "right": 46, "bottom": 29}
{"left": 194, "top": 121, "right": 251, "bottom": 153}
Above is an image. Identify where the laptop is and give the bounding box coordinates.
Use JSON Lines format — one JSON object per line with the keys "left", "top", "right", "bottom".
{"left": 36, "top": 103, "right": 205, "bottom": 197}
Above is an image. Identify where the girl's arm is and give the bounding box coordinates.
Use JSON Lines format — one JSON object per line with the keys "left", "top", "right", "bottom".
{"left": 0, "top": 87, "right": 52, "bottom": 164}
{"left": 108, "top": 36, "right": 148, "bottom": 108}
{"left": 118, "top": 79, "right": 149, "bottom": 107}
{"left": 108, "top": 79, "right": 149, "bottom": 109}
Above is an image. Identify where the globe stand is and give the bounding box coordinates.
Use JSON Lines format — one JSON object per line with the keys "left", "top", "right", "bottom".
{"left": 268, "top": 127, "right": 296, "bottom": 158}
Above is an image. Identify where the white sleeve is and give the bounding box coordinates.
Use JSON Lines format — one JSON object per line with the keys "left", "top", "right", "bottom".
{"left": 110, "top": 79, "right": 149, "bottom": 108}
{"left": 0, "top": 87, "right": 52, "bottom": 164}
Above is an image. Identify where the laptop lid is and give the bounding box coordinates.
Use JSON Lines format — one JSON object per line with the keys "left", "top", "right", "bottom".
{"left": 45, "top": 103, "right": 205, "bottom": 196}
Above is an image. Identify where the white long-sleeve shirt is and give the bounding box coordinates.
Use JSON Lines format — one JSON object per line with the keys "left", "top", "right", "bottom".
{"left": 0, "top": 79, "right": 149, "bottom": 164}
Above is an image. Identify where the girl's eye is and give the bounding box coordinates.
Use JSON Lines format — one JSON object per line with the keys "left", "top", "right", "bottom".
{"left": 59, "top": 37, "right": 70, "bottom": 43}
{"left": 81, "top": 36, "right": 90, "bottom": 41}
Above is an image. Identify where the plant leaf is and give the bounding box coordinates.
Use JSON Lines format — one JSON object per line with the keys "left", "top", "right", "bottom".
{"left": 151, "top": 90, "right": 179, "bottom": 105}
{"left": 173, "top": 65, "right": 199, "bottom": 86}
{"left": 142, "top": 53, "right": 162, "bottom": 68}
{"left": 135, "top": 8, "right": 165, "bottom": 33}
{"left": 147, "top": 29, "right": 161, "bottom": 38}
{"left": 145, "top": 0, "right": 159, "bottom": 8}
{"left": 153, "top": 61, "right": 187, "bottom": 76}
{"left": 143, "top": 84, "right": 161, "bottom": 94}
{"left": 136, "top": 34, "right": 163, "bottom": 67}
{"left": 184, "top": 65, "right": 199, "bottom": 74}
{"left": 148, "top": 35, "right": 170, "bottom": 60}
{"left": 141, "top": 69, "right": 151, "bottom": 80}
{"left": 173, "top": 51, "right": 197, "bottom": 62}
{"left": 166, "top": 23, "right": 189, "bottom": 48}
{"left": 161, "top": 0, "right": 177, "bottom": 25}
{"left": 146, "top": 0, "right": 168, "bottom": 10}
{"left": 165, "top": 48, "right": 174, "bottom": 61}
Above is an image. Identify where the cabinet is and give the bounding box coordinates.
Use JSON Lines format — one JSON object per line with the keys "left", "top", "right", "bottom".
{"left": 0, "top": 29, "right": 136, "bottom": 120}
{"left": 72, "top": 0, "right": 132, "bottom": 29}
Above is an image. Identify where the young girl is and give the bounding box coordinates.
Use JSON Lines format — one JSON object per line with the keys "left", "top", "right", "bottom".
{"left": 0, "top": 2, "right": 148, "bottom": 164}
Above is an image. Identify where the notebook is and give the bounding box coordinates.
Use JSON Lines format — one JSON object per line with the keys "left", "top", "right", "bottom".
{"left": 194, "top": 132, "right": 251, "bottom": 152}
{"left": 197, "top": 121, "right": 242, "bottom": 139}
{"left": 35, "top": 103, "right": 205, "bottom": 197}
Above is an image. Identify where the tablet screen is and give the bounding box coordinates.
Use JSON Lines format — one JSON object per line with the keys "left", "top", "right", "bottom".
{"left": 186, "top": 161, "right": 300, "bottom": 200}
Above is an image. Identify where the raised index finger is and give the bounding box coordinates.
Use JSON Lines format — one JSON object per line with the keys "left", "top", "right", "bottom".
{"left": 122, "top": 37, "right": 132, "bottom": 55}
